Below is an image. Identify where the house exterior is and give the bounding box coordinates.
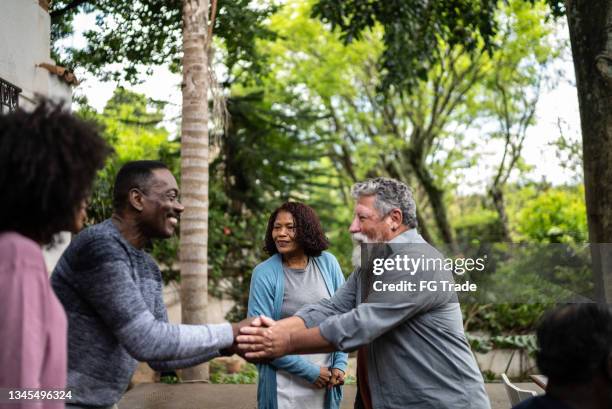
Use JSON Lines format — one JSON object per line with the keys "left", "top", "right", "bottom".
{"left": 1, "top": 0, "right": 77, "bottom": 269}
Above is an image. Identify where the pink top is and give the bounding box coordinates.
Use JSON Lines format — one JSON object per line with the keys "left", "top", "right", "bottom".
{"left": 0, "top": 232, "right": 67, "bottom": 409}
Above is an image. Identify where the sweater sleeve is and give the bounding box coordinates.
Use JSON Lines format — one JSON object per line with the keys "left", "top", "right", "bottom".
{"left": 147, "top": 350, "right": 220, "bottom": 371}
{"left": 248, "top": 264, "right": 321, "bottom": 384}
{"left": 70, "top": 235, "right": 233, "bottom": 361}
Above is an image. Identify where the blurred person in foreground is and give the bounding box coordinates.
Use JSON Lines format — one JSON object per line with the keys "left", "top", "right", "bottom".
{"left": 513, "top": 303, "right": 612, "bottom": 409}
{"left": 51, "top": 160, "right": 250, "bottom": 409}
{"left": 238, "top": 177, "right": 490, "bottom": 409}
{"left": 0, "top": 103, "right": 111, "bottom": 409}
{"left": 248, "top": 202, "right": 348, "bottom": 409}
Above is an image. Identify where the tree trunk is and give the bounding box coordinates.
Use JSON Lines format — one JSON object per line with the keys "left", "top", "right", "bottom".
{"left": 566, "top": 0, "right": 612, "bottom": 303}
{"left": 180, "top": 0, "right": 210, "bottom": 381}
{"left": 411, "top": 160, "right": 457, "bottom": 252}
{"left": 416, "top": 211, "right": 434, "bottom": 245}
{"left": 489, "top": 186, "right": 511, "bottom": 242}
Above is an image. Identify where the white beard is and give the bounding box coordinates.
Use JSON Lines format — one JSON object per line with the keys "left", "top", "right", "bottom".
{"left": 351, "top": 232, "right": 369, "bottom": 269}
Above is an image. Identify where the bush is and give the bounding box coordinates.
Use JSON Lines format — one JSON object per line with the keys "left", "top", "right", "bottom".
{"left": 210, "top": 360, "right": 258, "bottom": 384}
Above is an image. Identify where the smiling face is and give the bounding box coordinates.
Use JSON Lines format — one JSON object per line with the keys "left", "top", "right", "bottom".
{"left": 137, "top": 168, "right": 184, "bottom": 239}
{"left": 271, "top": 210, "right": 304, "bottom": 258}
{"left": 349, "top": 195, "right": 396, "bottom": 242}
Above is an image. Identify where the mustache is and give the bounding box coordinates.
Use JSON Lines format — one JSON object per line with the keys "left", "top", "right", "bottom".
{"left": 351, "top": 232, "right": 369, "bottom": 244}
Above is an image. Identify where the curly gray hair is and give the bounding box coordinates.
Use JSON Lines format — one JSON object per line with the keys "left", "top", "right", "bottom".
{"left": 351, "top": 177, "right": 418, "bottom": 228}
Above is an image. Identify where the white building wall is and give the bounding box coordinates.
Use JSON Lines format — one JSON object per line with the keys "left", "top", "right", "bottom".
{"left": 0, "top": 0, "right": 72, "bottom": 108}
{"left": 1, "top": 0, "right": 74, "bottom": 270}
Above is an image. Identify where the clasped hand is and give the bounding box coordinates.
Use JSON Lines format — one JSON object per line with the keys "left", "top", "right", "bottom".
{"left": 237, "top": 316, "right": 344, "bottom": 388}
{"left": 236, "top": 315, "right": 291, "bottom": 360}
{"left": 314, "top": 367, "right": 345, "bottom": 389}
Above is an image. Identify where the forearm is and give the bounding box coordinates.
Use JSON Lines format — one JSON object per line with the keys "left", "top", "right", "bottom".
{"left": 148, "top": 350, "right": 220, "bottom": 371}
{"left": 287, "top": 327, "right": 336, "bottom": 355}
{"left": 276, "top": 316, "right": 307, "bottom": 332}
{"left": 117, "top": 313, "right": 234, "bottom": 361}
{"left": 269, "top": 355, "right": 321, "bottom": 383}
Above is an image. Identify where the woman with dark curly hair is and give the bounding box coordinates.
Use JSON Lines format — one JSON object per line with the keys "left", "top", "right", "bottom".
{"left": 248, "top": 202, "right": 348, "bottom": 409}
{"left": 0, "top": 103, "right": 111, "bottom": 401}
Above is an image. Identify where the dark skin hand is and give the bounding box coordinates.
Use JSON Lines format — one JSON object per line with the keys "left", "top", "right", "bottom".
{"left": 329, "top": 368, "right": 345, "bottom": 387}
{"left": 314, "top": 366, "right": 332, "bottom": 389}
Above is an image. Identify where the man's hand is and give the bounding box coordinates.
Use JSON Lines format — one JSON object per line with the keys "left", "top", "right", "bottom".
{"left": 221, "top": 317, "right": 264, "bottom": 357}
{"left": 313, "top": 366, "right": 331, "bottom": 389}
{"left": 328, "top": 368, "right": 345, "bottom": 388}
{"left": 237, "top": 315, "right": 292, "bottom": 359}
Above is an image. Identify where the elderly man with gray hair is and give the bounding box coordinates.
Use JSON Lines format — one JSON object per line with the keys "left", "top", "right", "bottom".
{"left": 238, "top": 177, "right": 490, "bottom": 409}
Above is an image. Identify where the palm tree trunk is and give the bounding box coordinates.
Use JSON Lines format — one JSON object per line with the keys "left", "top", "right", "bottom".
{"left": 180, "top": 0, "right": 210, "bottom": 381}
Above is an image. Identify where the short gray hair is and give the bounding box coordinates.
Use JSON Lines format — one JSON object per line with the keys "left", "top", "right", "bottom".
{"left": 351, "top": 177, "right": 418, "bottom": 228}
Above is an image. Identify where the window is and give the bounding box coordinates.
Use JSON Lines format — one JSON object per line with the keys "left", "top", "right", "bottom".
{"left": 0, "top": 78, "right": 21, "bottom": 114}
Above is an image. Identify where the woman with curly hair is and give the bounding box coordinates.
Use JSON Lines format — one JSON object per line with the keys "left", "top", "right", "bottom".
{"left": 0, "top": 103, "right": 111, "bottom": 403}
{"left": 248, "top": 202, "right": 348, "bottom": 409}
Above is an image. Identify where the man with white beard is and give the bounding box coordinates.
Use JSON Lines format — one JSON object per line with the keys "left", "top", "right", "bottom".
{"left": 350, "top": 232, "right": 367, "bottom": 269}
{"left": 238, "top": 177, "right": 490, "bottom": 409}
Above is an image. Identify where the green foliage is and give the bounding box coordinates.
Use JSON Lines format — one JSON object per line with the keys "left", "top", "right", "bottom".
{"left": 517, "top": 186, "right": 587, "bottom": 243}
{"left": 463, "top": 303, "right": 549, "bottom": 335}
{"left": 208, "top": 91, "right": 334, "bottom": 320}
{"left": 312, "top": 0, "right": 499, "bottom": 92}
{"left": 312, "top": 0, "right": 565, "bottom": 92}
{"left": 255, "top": 0, "right": 558, "bottom": 248}
{"left": 454, "top": 209, "right": 506, "bottom": 245}
{"left": 159, "top": 374, "right": 180, "bottom": 384}
{"left": 467, "top": 333, "right": 538, "bottom": 355}
{"left": 50, "top": 0, "right": 278, "bottom": 84}
{"left": 210, "top": 360, "right": 258, "bottom": 384}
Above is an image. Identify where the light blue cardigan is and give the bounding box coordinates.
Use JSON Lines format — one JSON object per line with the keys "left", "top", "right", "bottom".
{"left": 247, "top": 251, "right": 348, "bottom": 409}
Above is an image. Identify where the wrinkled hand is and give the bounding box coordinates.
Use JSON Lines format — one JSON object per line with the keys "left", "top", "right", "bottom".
{"left": 313, "top": 366, "right": 331, "bottom": 389}
{"left": 222, "top": 317, "right": 264, "bottom": 357}
{"left": 328, "top": 368, "right": 345, "bottom": 388}
{"left": 237, "top": 315, "right": 292, "bottom": 359}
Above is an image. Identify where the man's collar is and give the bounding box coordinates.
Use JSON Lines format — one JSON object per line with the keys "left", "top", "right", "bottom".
{"left": 388, "top": 228, "right": 425, "bottom": 244}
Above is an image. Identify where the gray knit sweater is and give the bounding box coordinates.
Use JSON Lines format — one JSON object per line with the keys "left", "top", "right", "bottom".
{"left": 51, "top": 219, "right": 233, "bottom": 407}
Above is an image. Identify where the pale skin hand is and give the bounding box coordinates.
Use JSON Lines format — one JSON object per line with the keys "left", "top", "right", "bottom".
{"left": 237, "top": 315, "right": 335, "bottom": 359}
{"left": 237, "top": 316, "right": 293, "bottom": 358}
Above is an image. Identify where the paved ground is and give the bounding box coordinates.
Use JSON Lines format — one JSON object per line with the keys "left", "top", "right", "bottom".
{"left": 119, "top": 382, "right": 544, "bottom": 409}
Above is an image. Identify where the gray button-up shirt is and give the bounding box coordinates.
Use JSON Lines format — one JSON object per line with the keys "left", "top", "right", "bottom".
{"left": 295, "top": 229, "right": 490, "bottom": 409}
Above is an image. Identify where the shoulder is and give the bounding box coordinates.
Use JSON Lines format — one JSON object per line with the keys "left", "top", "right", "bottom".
{"left": 0, "top": 232, "right": 41, "bottom": 259}
{"left": 57, "top": 221, "right": 135, "bottom": 275}
{"left": 70, "top": 220, "right": 131, "bottom": 257}
{"left": 0, "top": 231, "right": 45, "bottom": 274}
{"left": 315, "top": 251, "right": 341, "bottom": 270}
{"left": 315, "top": 250, "right": 338, "bottom": 263}
{"left": 252, "top": 254, "right": 281, "bottom": 280}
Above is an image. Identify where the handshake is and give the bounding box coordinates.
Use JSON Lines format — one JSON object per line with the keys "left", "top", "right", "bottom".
{"left": 226, "top": 315, "right": 292, "bottom": 361}
{"left": 225, "top": 315, "right": 345, "bottom": 388}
